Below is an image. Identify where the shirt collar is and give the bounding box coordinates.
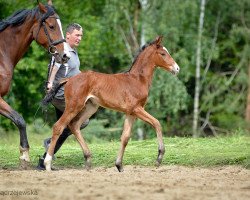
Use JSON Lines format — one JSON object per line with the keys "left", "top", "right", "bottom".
{"left": 66, "top": 43, "right": 76, "bottom": 53}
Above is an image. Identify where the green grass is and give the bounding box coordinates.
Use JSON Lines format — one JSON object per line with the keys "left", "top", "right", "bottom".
{"left": 0, "top": 133, "right": 249, "bottom": 169}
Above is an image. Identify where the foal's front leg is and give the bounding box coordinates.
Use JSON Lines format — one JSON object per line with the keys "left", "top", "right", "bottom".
{"left": 115, "top": 115, "right": 135, "bottom": 172}
{"left": 134, "top": 107, "right": 165, "bottom": 166}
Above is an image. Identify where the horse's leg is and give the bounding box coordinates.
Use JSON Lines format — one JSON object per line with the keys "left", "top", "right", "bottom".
{"left": 68, "top": 101, "right": 99, "bottom": 170}
{"left": 44, "top": 111, "right": 78, "bottom": 171}
{"left": 0, "top": 97, "right": 30, "bottom": 168}
{"left": 115, "top": 115, "right": 135, "bottom": 172}
{"left": 133, "top": 107, "right": 165, "bottom": 166}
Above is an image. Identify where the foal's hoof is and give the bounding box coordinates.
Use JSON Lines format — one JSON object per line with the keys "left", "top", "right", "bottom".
{"left": 19, "top": 159, "right": 30, "bottom": 170}
{"left": 85, "top": 162, "right": 91, "bottom": 171}
{"left": 115, "top": 164, "right": 124, "bottom": 172}
{"left": 44, "top": 161, "right": 52, "bottom": 172}
{"left": 155, "top": 158, "right": 163, "bottom": 167}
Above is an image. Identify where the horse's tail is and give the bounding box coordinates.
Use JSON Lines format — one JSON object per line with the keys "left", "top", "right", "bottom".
{"left": 41, "top": 78, "right": 68, "bottom": 107}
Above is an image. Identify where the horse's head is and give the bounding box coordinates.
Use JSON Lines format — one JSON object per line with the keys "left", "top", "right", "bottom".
{"left": 152, "top": 36, "right": 180, "bottom": 75}
{"left": 33, "top": 1, "right": 69, "bottom": 63}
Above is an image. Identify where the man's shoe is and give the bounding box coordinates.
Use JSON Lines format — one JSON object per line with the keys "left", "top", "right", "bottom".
{"left": 43, "top": 138, "right": 56, "bottom": 160}
{"left": 36, "top": 157, "right": 57, "bottom": 171}
{"left": 36, "top": 157, "right": 46, "bottom": 171}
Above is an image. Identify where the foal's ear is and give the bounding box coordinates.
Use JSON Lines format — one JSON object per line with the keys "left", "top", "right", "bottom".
{"left": 38, "top": 2, "right": 47, "bottom": 13}
{"left": 155, "top": 36, "right": 163, "bottom": 47}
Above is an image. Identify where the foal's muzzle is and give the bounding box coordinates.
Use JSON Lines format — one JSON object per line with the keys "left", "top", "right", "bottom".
{"left": 171, "top": 63, "right": 180, "bottom": 75}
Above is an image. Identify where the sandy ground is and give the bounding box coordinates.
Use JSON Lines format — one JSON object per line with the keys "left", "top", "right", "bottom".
{"left": 0, "top": 165, "right": 249, "bottom": 200}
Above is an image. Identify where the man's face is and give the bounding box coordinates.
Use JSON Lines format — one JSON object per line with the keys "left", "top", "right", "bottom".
{"left": 66, "top": 28, "right": 83, "bottom": 48}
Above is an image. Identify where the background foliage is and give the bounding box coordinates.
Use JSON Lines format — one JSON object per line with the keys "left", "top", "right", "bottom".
{"left": 0, "top": 0, "right": 249, "bottom": 139}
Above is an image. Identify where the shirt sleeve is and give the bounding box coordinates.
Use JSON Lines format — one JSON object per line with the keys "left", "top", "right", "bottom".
{"left": 54, "top": 62, "right": 61, "bottom": 69}
{"left": 50, "top": 56, "right": 61, "bottom": 69}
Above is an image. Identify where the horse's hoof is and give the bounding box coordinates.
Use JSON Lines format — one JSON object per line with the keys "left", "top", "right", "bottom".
{"left": 155, "top": 161, "right": 160, "bottom": 167}
{"left": 19, "top": 159, "right": 30, "bottom": 170}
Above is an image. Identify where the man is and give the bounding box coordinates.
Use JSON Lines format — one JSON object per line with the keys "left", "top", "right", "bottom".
{"left": 37, "top": 23, "right": 89, "bottom": 170}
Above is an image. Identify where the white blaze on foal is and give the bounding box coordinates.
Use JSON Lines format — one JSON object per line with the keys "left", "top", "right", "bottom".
{"left": 163, "top": 46, "right": 169, "bottom": 54}
{"left": 163, "top": 46, "right": 180, "bottom": 74}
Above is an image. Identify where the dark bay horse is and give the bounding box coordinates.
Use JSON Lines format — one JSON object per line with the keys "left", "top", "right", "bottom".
{"left": 44, "top": 36, "right": 180, "bottom": 172}
{"left": 0, "top": 1, "right": 68, "bottom": 167}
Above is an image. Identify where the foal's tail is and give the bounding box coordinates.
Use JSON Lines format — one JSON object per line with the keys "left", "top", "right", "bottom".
{"left": 41, "top": 78, "right": 68, "bottom": 107}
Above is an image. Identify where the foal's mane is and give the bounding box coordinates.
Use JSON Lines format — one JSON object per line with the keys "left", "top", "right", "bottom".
{"left": 126, "top": 40, "right": 157, "bottom": 73}
{"left": 0, "top": 4, "right": 55, "bottom": 32}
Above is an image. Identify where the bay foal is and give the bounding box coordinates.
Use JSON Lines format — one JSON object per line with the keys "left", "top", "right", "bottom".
{"left": 44, "top": 36, "right": 180, "bottom": 171}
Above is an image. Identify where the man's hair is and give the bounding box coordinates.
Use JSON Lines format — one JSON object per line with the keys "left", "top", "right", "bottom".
{"left": 66, "top": 23, "right": 82, "bottom": 33}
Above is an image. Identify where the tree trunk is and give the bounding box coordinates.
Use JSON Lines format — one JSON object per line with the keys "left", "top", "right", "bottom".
{"left": 245, "top": 62, "right": 250, "bottom": 129}
{"left": 193, "top": 0, "right": 206, "bottom": 137}
{"left": 139, "top": 0, "right": 148, "bottom": 47}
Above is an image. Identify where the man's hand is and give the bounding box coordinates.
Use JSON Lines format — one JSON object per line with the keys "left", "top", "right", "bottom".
{"left": 46, "top": 82, "right": 53, "bottom": 92}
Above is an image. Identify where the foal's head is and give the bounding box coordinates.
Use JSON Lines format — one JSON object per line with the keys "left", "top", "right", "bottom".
{"left": 33, "top": 1, "right": 69, "bottom": 63}
{"left": 151, "top": 36, "right": 180, "bottom": 75}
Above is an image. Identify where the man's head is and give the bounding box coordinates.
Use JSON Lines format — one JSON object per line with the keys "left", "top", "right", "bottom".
{"left": 65, "top": 23, "right": 83, "bottom": 48}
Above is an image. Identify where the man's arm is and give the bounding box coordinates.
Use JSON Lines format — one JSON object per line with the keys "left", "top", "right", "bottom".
{"left": 47, "top": 64, "right": 60, "bottom": 92}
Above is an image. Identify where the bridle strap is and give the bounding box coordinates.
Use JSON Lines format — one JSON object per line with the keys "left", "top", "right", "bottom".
{"left": 42, "top": 20, "right": 66, "bottom": 46}
{"left": 51, "top": 39, "right": 66, "bottom": 46}
{"left": 42, "top": 21, "right": 53, "bottom": 45}
{"left": 35, "top": 14, "right": 65, "bottom": 90}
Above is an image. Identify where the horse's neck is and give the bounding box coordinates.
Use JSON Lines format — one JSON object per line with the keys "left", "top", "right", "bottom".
{"left": 129, "top": 50, "right": 155, "bottom": 85}
{"left": 2, "top": 19, "right": 34, "bottom": 67}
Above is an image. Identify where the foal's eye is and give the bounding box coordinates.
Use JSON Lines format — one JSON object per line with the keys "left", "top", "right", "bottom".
{"left": 160, "top": 53, "right": 165, "bottom": 56}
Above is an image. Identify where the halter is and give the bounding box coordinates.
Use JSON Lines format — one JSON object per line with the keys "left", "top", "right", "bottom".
{"left": 35, "top": 15, "right": 66, "bottom": 55}
{"left": 42, "top": 16, "right": 66, "bottom": 54}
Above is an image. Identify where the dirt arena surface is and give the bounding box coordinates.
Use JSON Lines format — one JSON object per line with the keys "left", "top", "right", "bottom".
{"left": 0, "top": 165, "right": 249, "bottom": 200}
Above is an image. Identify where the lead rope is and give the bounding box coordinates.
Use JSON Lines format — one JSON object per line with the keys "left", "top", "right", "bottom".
{"left": 45, "top": 55, "right": 55, "bottom": 91}
{"left": 33, "top": 55, "right": 55, "bottom": 130}
{"left": 42, "top": 55, "right": 55, "bottom": 116}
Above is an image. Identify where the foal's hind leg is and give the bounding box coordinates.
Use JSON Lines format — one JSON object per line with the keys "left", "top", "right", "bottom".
{"left": 0, "top": 97, "right": 30, "bottom": 168}
{"left": 68, "top": 101, "right": 99, "bottom": 170}
{"left": 115, "top": 115, "right": 135, "bottom": 172}
{"left": 44, "top": 111, "right": 79, "bottom": 171}
{"left": 133, "top": 107, "right": 165, "bottom": 166}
